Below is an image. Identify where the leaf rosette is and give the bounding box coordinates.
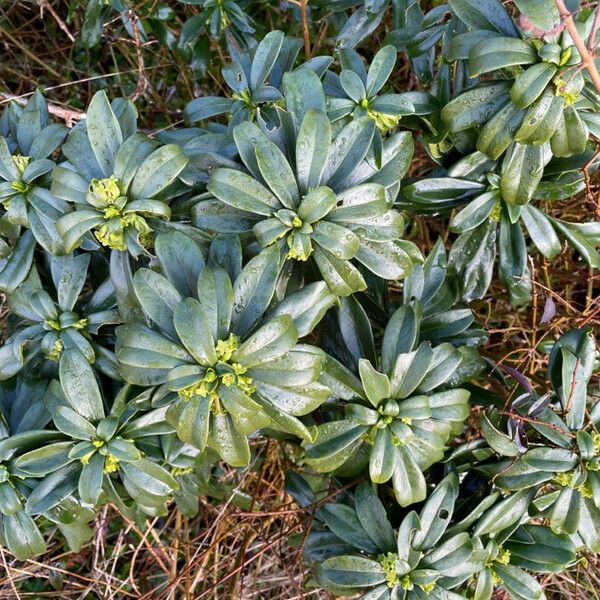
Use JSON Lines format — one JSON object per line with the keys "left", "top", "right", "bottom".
{"left": 52, "top": 91, "right": 188, "bottom": 256}
{"left": 0, "top": 91, "right": 69, "bottom": 273}
{"left": 193, "top": 69, "right": 419, "bottom": 296}
{"left": 116, "top": 231, "right": 335, "bottom": 466}
{"left": 304, "top": 294, "right": 481, "bottom": 506}
{"left": 301, "top": 474, "right": 483, "bottom": 599}
{"left": 0, "top": 253, "right": 120, "bottom": 380}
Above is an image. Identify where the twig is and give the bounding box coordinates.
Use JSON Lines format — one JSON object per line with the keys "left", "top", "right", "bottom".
{"left": 564, "top": 357, "right": 580, "bottom": 416}
{"left": 528, "top": 256, "right": 538, "bottom": 375}
{"left": 555, "top": 0, "right": 600, "bottom": 92}
{"left": 37, "top": 0, "right": 75, "bottom": 42}
{"left": 0, "top": 92, "right": 85, "bottom": 127}
{"left": 128, "top": 10, "right": 149, "bottom": 101}
{"left": 299, "top": 0, "right": 312, "bottom": 58}
{"left": 0, "top": 64, "right": 172, "bottom": 106}
{"left": 0, "top": 25, "right": 62, "bottom": 79}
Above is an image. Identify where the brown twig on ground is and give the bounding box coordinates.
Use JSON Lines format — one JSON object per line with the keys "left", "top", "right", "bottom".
{"left": 0, "top": 92, "right": 85, "bottom": 126}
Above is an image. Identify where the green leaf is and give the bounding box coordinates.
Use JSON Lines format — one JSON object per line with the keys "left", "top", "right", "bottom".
{"left": 86, "top": 90, "right": 123, "bottom": 177}
{"left": 481, "top": 411, "right": 520, "bottom": 457}
{"left": 0, "top": 230, "right": 36, "bottom": 294}
{"left": 421, "top": 532, "right": 473, "bottom": 574}
{"left": 320, "top": 503, "right": 380, "bottom": 554}
{"left": 320, "top": 555, "right": 386, "bottom": 588}
{"left": 59, "top": 349, "right": 104, "bottom": 421}
{"left": 282, "top": 69, "right": 327, "bottom": 132}
{"left": 78, "top": 452, "right": 104, "bottom": 505}
{"left": 355, "top": 240, "right": 414, "bottom": 281}
{"left": 338, "top": 295, "right": 376, "bottom": 365}
{"left": 522, "top": 447, "right": 578, "bottom": 472}
{"left": 449, "top": 0, "right": 518, "bottom": 35}
{"left": 500, "top": 143, "right": 544, "bottom": 206}
{"left": 324, "top": 117, "right": 375, "bottom": 190}
{"left": 155, "top": 230, "right": 205, "bottom": 298}
{"left": 381, "top": 305, "right": 419, "bottom": 374}
{"left": 474, "top": 489, "right": 535, "bottom": 536}
{"left": 520, "top": 205, "right": 562, "bottom": 259}
{"left": 549, "top": 218, "right": 600, "bottom": 269}
{"left": 369, "top": 427, "right": 397, "bottom": 483}
{"left": 172, "top": 396, "right": 210, "bottom": 450}
{"left": 197, "top": 266, "right": 234, "bottom": 341}
{"left": 392, "top": 445, "right": 427, "bottom": 506}
{"left": 234, "top": 315, "right": 298, "bottom": 368}
{"left": 313, "top": 246, "right": 366, "bottom": 296}
{"left": 231, "top": 245, "right": 280, "bottom": 337}
{"left": 402, "top": 177, "right": 485, "bottom": 211}
{"left": 412, "top": 473, "right": 458, "bottom": 550}
{"left": 329, "top": 183, "right": 388, "bottom": 222}
{"left": 506, "top": 524, "right": 576, "bottom": 572}
{"left": 131, "top": 268, "right": 182, "bottom": 336}
{"left": 477, "top": 102, "right": 527, "bottom": 160}
{"left": 417, "top": 344, "right": 461, "bottom": 392}
{"left": 113, "top": 134, "right": 158, "bottom": 189}
{"left": 470, "top": 37, "right": 537, "bottom": 77}
{"left": 340, "top": 70, "right": 366, "bottom": 103}
{"left": 304, "top": 420, "right": 368, "bottom": 470}
{"left": 2, "top": 511, "right": 46, "bottom": 560}
{"left": 515, "top": 90, "right": 563, "bottom": 145}
{"left": 390, "top": 343, "right": 433, "bottom": 399}
{"left": 296, "top": 110, "right": 332, "bottom": 195}
{"left": 56, "top": 210, "right": 105, "bottom": 253}
{"left": 53, "top": 406, "right": 96, "bottom": 440}
{"left": 207, "top": 168, "right": 280, "bottom": 216}
{"left": 184, "top": 96, "right": 235, "bottom": 124}
{"left": 511, "top": 63, "right": 557, "bottom": 109}
{"left": 448, "top": 30, "right": 503, "bottom": 61}
{"left": 120, "top": 458, "right": 178, "bottom": 497}
{"left": 15, "top": 442, "right": 75, "bottom": 476}
{"left": 494, "top": 563, "right": 544, "bottom": 600}
{"left": 449, "top": 220, "right": 497, "bottom": 302}
{"left": 359, "top": 360, "right": 391, "bottom": 407}
{"left": 550, "top": 107, "right": 589, "bottom": 158}
{"left": 173, "top": 298, "right": 217, "bottom": 366}
{"left": 254, "top": 394, "right": 312, "bottom": 440}
{"left": 26, "top": 463, "right": 80, "bottom": 515}
{"left": 209, "top": 413, "right": 251, "bottom": 466}
{"left": 250, "top": 30, "right": 284, "bottom": 89}
{"left": 268, "top": 281, "right": 336, "bottom": 337}
{"left": 56, "top": 254, "right": 90, "bottom": 313}
{"left": 514, "top": 0, "right": 560, "bottom": 30}
{"left": 130, "top": 144, "right": 188, "bottom": 199}
{"left": 450, "top": 191, "right": 498, "bottom": 233}
{"left": 314, "top": 221, "right": 361, "bottom": 260}
{"left": 366, "top": 45, "right": 396, "bottom": 97}
{"left": 255, "top": 139, "right": 299, "bottom": 210}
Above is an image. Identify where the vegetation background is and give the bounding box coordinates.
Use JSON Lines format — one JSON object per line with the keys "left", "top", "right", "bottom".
{"left": 0, "top": 0, "right": 598, "bottom": 598}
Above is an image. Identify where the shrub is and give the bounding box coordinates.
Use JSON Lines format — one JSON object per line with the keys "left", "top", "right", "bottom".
{"left": 0, "top": 0, "right": 599, "bottom": 597}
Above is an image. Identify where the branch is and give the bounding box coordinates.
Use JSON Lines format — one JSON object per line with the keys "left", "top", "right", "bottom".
{"left": 0, "top": 93, "right": 85, "bottom": 127}
{"left": 554, "top": 0, "right": 600, "bottom": 93}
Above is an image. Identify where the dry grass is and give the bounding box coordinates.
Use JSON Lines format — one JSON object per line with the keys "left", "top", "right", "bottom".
{"left": 0, "top": 1, "right": 599, "bottom": 598}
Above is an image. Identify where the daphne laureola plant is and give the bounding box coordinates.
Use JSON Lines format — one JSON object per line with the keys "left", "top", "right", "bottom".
{"left": 0, "top": 0, "right": 598, "bottom": 596}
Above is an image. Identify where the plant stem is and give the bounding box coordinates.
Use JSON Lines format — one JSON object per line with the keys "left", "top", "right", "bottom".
{"left": 299, "top": 0, "right": 312, "bottom": 58}
{"left": 554, "top": 0, "right": 600, "bottom": 92}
